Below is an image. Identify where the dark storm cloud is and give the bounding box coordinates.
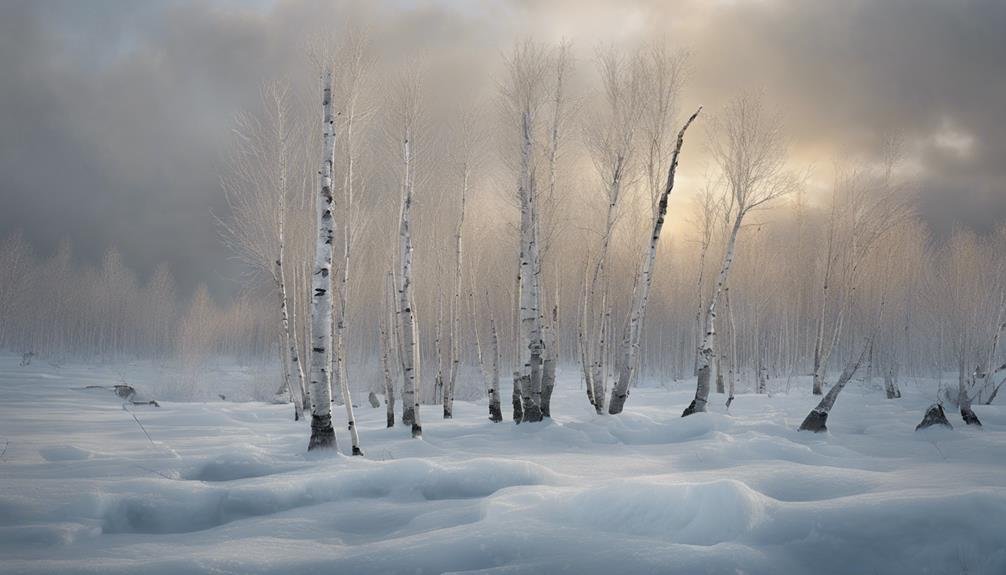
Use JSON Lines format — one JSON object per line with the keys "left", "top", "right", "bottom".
{"left": 1, "top": 0, "right": 1003, "bottom": 300}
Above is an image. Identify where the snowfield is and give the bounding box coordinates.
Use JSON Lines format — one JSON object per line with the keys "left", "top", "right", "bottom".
{"left": 1, "top": 354, "right": 1005, "bottom": 575}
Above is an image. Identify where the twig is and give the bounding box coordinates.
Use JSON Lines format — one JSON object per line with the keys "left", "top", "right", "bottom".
{"left": 123, "top": 404, "right": 156, "bottom": 447}
{"left": 131, "top": 463, "right": 182, "bottom": 481}
{"left": 930, "top": 441, "right": 947, "bottom": 461}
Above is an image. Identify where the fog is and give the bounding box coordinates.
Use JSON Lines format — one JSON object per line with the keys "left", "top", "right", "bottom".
{"left": 1, "top": 0, "right": 1004, "bottom": 301}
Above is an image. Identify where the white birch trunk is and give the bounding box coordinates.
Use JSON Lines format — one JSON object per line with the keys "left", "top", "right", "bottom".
{"left": 380, "top": 288, "right": 396, "bottom": 428}
{"left": 470, "top": 287, "right": 502, "bottom": 422}
{"left": 307, "top": 68, "right": 337, "bottom": 451}
{"left": 434, "top": 291, "right": 445, "bottom": 406}
{"left": 683, "top": 209, "right": 744, "bottom": 417}
{"left": 444, "top": 170, "right": 468, "bottom": 419}
{"left": 397, "top": 133, "right": 422, "bottom": 438}
{"left": 517, "top": 110, "right": 544, "bottom": 423}
{"left": 609, "top": 108, "right": 700, "bottom": 414}
{"left": 333, "top": 101, "right": 362, "bottom": 454}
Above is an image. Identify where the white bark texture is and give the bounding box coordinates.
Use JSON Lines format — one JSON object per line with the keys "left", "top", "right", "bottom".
{"left": 307, "top": 68, "right": 337, "bottom": 451}
{"left": 381, "top": 271, "right": 396, "bottom": 428}
{"left": 608, "top": 108, "right": 700, "bottom": 414}
{"left": 517, "top": 110, "right": 545, "bottom": 423}
{"left": 397, "top": 134, "right": 422, "bottom": 438}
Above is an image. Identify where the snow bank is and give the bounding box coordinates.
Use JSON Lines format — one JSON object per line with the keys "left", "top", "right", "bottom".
{"left": 1, "top": 354, "right": 1005, "bottom": 574}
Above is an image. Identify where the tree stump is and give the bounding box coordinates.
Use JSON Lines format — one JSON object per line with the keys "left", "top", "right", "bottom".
{"left": 916, "top": 404, "right": 952, "bottom": 431}
{"left": 961, "top": 405, "right": 982, "bottom": 426}
{"left": 799, "top": 409, "right": 828, "bottom": 433}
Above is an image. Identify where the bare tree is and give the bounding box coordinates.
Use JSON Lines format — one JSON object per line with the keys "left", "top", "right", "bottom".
{"left": 380, "top": 271, "right": 396, "bottom": 428}
{"left": 539, "top": 40, "right": 574, "bottom": 417}
{"left": 390, "top": 62, "right": 425, "bottom": 438}
{"left": 443, "top": 105, "right": 485, "bottom": 419}
{"left": 608, "top": 45, "right": 692, "bottom": 414}
{"left": 811, "top": 162, "right": 910, "bottom": 396}
{"left": 501, "top": 42, "right": 550, "bottom": 423}
{"left": 307, "top": 66, "right": 338, "bottom": 451}
{"left": 330, "top": 30, "right": 374, "bottom": 455}
{"left": 580, "top": 47, "right": 645, "bottom": 414}
{"left": 684, "top": 92, "right": 792, "bottom": 417}
{"left": 219, "top": 81, "right": 308, "bottom": 418}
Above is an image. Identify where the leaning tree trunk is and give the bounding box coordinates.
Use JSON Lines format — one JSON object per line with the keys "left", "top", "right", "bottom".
{"left": 798, "top": 338, "right": 872, "bottom": 432}
{"left": 397, "top": 133, "right": 422, "bottom": 438}
{"left": 307, "top": 68, "right": 338, "bottom": 451}
{"left": 609, "top": 108, "right": 700, "bottom": 414}
{"left": 683, "top": 207, "right": 744, "bottom": 417}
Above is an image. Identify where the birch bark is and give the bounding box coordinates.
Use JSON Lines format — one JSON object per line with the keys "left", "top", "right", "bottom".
{"left": 307, "top": 68, "right": 338, "bottom": 451}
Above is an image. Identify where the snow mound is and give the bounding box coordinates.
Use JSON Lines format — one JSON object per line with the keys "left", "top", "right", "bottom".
{"left": 542, "top": 478, "right": 766, "bottom": 545}
{"left": 38, "top": 445, "right": 94, "bottom": 462}
{"left": 101, "top": 457, "right": 555, "bottom": 534}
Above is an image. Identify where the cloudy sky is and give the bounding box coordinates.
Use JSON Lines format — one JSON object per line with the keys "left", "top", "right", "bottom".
{"left": 2, "top": 0, "right": 1004, "bottom": 299}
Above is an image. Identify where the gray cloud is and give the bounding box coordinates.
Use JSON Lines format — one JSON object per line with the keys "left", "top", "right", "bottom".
{"left": 1, "top": 0, "right": 1003, "bottom": 299}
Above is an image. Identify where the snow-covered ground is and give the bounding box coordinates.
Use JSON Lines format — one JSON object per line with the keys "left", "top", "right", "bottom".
{"left": 1, "top": 354, "right": 1005, "bottom": 575}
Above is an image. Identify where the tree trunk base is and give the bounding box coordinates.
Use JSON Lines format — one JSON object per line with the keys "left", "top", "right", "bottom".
{"left": 411, "top": 423, "right": 422, "bottom": 438}
{"left": 368, "top": 392, "right": 381, "bottom": 408}
{"left": 681, "top": 398, "right": 706, "bottom": 417}
{"left": 961, "top": 405, "right": 982, "bottom": 426}
{"left": 522, "top": 402, "right": 543, "bottom": 423}
{"left": 386, "top": 413, "right": 394, "bottom": 428}
{"left": 798, "top": 409, "right": 828, "bottom": 432}
{"left": 916, "top": 404, "right": 952, "bottom": 431}
{"left": 351, "top": 446, "right": 364, "bottom": 456}
{"left": 541, "top": 359, "right": 556, "bottom": 418}
{"left": 608, "top": 392, "right": 628, "bottom": 415}
{"left": 443, "top": 406, "right": 453, "bottom": 419}
{"left": 308, "top": 414, "right": 336, "bottom": 450}
{"left": 512, "top": 373, "right": 523, "bottom": 423}
{"left": 489, "top": 401, "right": 503, "bottom": 423}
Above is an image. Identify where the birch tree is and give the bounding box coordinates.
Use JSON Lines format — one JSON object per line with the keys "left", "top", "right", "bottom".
{"left": 608, "top": 45, "right": 692, "bottom": 414}
{"left": 380, "top": 270, "right": 397, "bottom": 427}
{"left": 219, "top": 81, "right": 308, "bottom": 418}
{"left": 798, "top": 336, "right": 873, "bottom": 432}
{"left": 501, "top": 42, "right": 550, "bottom": 423}
{"left": 580, "top": 48, "right": 645, "bottom": 414}
{"left": 684, "top": 92, "right": 791, "bottom": 417}
{"left": 811, "top": 162, "right": 910, "bottom": 396}
{"left": 330, "top": 31, "right": 374, "bottom": 455}
{"left": 539, "top": 41, "right": 574, "bottom": 417}
{"left": 442, "top": 106, "right": 484, "bottom": 418}
{"left": 307, "top": 66, "right": 338, "bottom": 451}
{"left": 391, "top": 63, "right": 425, "bottom": 438}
